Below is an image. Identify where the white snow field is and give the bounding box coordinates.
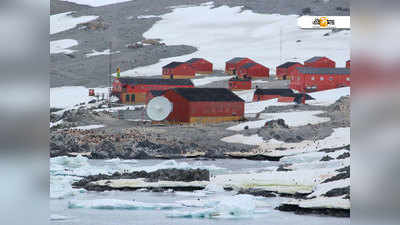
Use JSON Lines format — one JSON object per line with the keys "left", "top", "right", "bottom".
{"left": 191, "top": 76, "right": 233, "bottom": 86}
{"left": 50, "top": 12, "right": 98, "bottom": 35}
{"left": 50, "top": 39, "right": 78, "bottom": 54}
{"left": 70, "top": 125, "right": 105, "bottom": 130}
{"left": 221, "top": 134, "right": 264, "bottom": 145}
{"left": 245, "top": 99, "right": 293, "bottom": 114}
{"left": 308, "top": 87, "right": 350, "bottom": 106}
{"left": 60, "top": 0, "right": 134, "bottom": 7}
{"left": 86, "top": 49, "right": 121, "bottom": 58}
{"left": 117, "top": 3, "right": 350, "bottom": 77}
{"left": 50, "top": 86, "right": 109, "bottom": 109}
{"left": 228, "top": 110, "right": 330, "bottom": 131}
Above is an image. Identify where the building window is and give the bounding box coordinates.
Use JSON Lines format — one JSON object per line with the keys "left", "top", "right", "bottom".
{"left": 125, "top": 94, "right": 130, "bottom": 102}
{"left": 329, "top": 77, "right": 333, "bottom": 81}
{"left": 320, "top": 77, "right": 324, "bottom": 81}
{"left": 346, "top": 77, "right": 350, "bottom": 81}
{"left": 297, "top": 76, "right": 300, "bottom": 81}
{"left": 311, "top": 76, "right": 315, "bottom": 81}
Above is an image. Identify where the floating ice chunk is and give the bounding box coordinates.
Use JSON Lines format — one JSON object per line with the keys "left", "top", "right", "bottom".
{"left": 68, "top": 199, "right": 183, "bottom": 210}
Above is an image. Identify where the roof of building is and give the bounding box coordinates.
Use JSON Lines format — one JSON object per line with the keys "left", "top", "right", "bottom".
{"left": 118, "top": 77, "right": 194, "bottom": 86}
{"left": 186, "top": 58, "right": 210, "bottom": 63}
{"left": 297, "top": 67, "right": 350, "bottom": 75}
{"left": 305, "top": 56, "right": 326, "bottom": 63}
{"left": 170, "top": 88, "right": 244, "bottom": 102}
{"left": 277, "top": 62, "right": 301, "bottom": 68}
{"left": 162, "top": 62, "right": 187, "bottom": 69}
{"left": 280, "top": 93, "right": 315, "bottom": 100}
{"left": 229, "top": 77, "right": 251, "bottom": 81}
{"left": 226, "top": 57, "right": 247, "bottom": 64}
{"left": 254, "top": 88, "right": 294, "bottom": 96}
{"left": 149, "top": 90, "right": 165, "bottom": 96}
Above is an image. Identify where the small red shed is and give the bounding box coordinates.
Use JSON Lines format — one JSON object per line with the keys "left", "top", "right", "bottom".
{"left": 229, "top": 77, "right": 252, "bottom": 91}
{"left": 237, "top": 63, "right": 270, "bottom": 79}
{"left": 162, "top": 88, "right": 245, "bottom": 123}
{"left": 304, "top": 56, "right": 336, "bottom": 68}
{"left": 276, "top": 62, "right": 303, "bottom": 80}
{"left": 346, "top": 60, "right": 351, "bottom": 68}
{"left": 162, "top": 62, "right": 196, "bottom": 79}
{"left": 277, "top": 93, "right": 314, "bottom": 104}
{"left": 225, "top": 57, "right": 255, "bottom": 75}
{"left": 186, "top": 58, "right": 213, "bottom": 74}
{"left": 253, "top": 89, "right": 295, "bottom": 102}
{"left": 112, "top": 77, "right": 194, "bottom": 104}
{"left": 289, "top": 67, "right": 351, "bottom": 92}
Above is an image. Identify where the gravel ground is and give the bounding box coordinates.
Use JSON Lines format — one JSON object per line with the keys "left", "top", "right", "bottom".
{"left": 50, "top": 0, "right": 349, "bottom": 87}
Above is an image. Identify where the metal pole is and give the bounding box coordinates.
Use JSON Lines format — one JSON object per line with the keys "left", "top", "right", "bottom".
{"left": 279, "top": 26, "right": 282, "bottom": 64}
{"left": 108, "top": 41, "right": 112, "bottom": 106}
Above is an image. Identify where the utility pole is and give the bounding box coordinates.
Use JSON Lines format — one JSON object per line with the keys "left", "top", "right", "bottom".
{"left": 108, "top": 41, "right": 112, "bottom": 107}
{"left": 279, "top": 26, "right": 282, "bottom": 65}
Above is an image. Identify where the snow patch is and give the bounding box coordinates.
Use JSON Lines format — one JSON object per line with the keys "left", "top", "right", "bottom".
{"left": 69, "top": 199, "right": 182, "bottom": 210}
{"left": 191, "top": 76, "right": 233, "bottom": 86}
{"left": 221, "top": 134, "right": 264, "bottom": 145}
{"left": 60, "top": 0, "right": 135, "bottom": 7}
{"left": 50, "top": 39, "right": 78, "bottom": 54}
{"left": 308, "top": 87, "right": 350, "bottom": 106}
{"left": 70, "top": 124, "right": 105, "bottom": 130}
{"left": 50, "top": 12, "right": 98, "bottom": 35}
{"left": 86, "top": 49, "right": 120, "bottom": 58}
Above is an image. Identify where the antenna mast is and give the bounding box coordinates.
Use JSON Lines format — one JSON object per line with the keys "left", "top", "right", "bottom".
{"left": 108, "top": 41, "right": 112, "bottom": 106}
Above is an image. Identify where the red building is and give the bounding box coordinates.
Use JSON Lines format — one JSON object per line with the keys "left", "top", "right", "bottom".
{"left": 112, "top": 77, "right": 194, "bottom": 104}
{"left": 276, "top": 62, "right": 303, "bottom": 80}
{"left": 277, "top": 93, "right": 314, "bottom": 103}
{"left": 346, "top": 60, "right": 351, "bottom": 68}
{"left": 186, "top": 58, "right": 213, "bottom": 74}
{"left": 229, "top": 77, "right": 252, "bottom": 91}
{"left": 304, "top": 56, "right": 336, "bottom": 68}
{"left": 290, "top": 67, "right": 351, "bottom": 92}
{"left": 225, "top": 57, "right": 255, "bottom": 75}
{"left": 162, "top": 88, "right": 245, "bottom": 123}
{"left": 145, "top": 90, "right": 165, "bottom": 104}
{"left": 162, "top": 62, "right": 196, "bottom": 79}
{"left": 237, "top": 63, "right": 269, "bottom": 79}
{"left": 253, "top": 89, "right": 294, "bottom": 102}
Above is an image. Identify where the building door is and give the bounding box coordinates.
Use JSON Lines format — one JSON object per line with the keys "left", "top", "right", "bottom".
{"left": 125, "top": 94, "right": 130, "bottom": 104}
{"left": 233, "top": 69, "right": 236, "bottom": 75}
{"left": 283, "top": 75, "right": 287, "bottom": 80}
{"left": 131, "top": 94, "right": 135, "bottom": 104}
{"left": 170, "top": 74, "right": 174, "bottom": 79}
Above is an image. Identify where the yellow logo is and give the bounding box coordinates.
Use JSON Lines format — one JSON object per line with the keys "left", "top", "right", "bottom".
{"left": 319, "top": 17, "right": 328, "bottom": 27}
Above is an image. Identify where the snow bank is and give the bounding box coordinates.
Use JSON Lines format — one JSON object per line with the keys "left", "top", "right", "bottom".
{"left": 221, "top": 134, "right": 264, "bottom": 145}
{"left": 258, "top": 127, "right": 350, "bottom": 157}
{"left": 168, "top": 195, "right": 256, "bottom": 219}
{"left": 233, "top": 89, "right": 255, "bottom": 102}
{"left": 245, "top": 99, "right": 293, "bottom": 114}
{"left": 60, "top": 0, "right": 134, "bottom": 7}
{"left": 70, "top": 124, "right": 105, "bottom": 130}
{"left": 137, "top": 15, "right": 160, "bottom": 19}
{"left": 118, "top": 3, "right": 350, "bottom": 77}
{"left": 50, "top": 39, "right": 78, "bottom": 54}
{"left": 69, "top": 199, "right": 182, "bottom": 210}
{"left": 50, "top": 86, "right": 109, "bottom": 109}
{"left": 50, "top": 12, "right": 98, "bottom": 35}
{"left": 228, "top": 110, "right": 329, "bottom": 131}
{"left": 308, "top": 87, "right": 350, "bottom": 106}
{"left": 86, "top": 49, "right": 120, "bottom": 58}
{"left": 191, "top": 76, "right": 232, "bottom": 86}
{"left": 135, "top": 160, "right": 225, "bottom": 173}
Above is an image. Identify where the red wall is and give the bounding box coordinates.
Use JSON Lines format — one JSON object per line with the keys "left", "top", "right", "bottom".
{"left": 189, "top": 101, "right": 244, "bottom": 117}
{"left": 162, "top": 63, "right": 195, "bottom": 77}
{"left": 163, "top": 90, "right": 191, "bottom": 123}
{"left": 253, "top": 94, "right": 281, "bottom": 102}
{"left": 225, "top": 58, "right": 254, "bottom": 74}
{"left": 289, "top": 69, "right": 350, "bottom": 92}
{"left": 304, "top": 57, "right": 336, "bottom": 68}
{"left": 276, "top": 63, "right": 303, "bottom": 79}
{"left": 188, "top": 59, "right": 213, "bottom": 73}
{"left": 238, "top": 64, "right": 269, "bottom": 78}
{"left": 229, "top": 80, "right": 251, "bottom": 90}
{"left": 278, "top": 97, "right": 295, "bottom": 102}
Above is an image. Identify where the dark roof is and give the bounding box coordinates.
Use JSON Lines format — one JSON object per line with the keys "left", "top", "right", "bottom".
{"left": 305, "top": 56, "right": 325, "bottom": 63}
{"left": 254, "top": 88, "right": 294, "bottom": 96}
{"left": 149, "top": 90, "right": 165, "bottom": 96}
{"left": 280, "top": 93, "right": 314, "bottom": 100}
{"left": 277, "top": 62, "right": 301, "bottom": 68}
{"left": 226, "top": 57, "right": 247, "bottom": 64}
{"left": 297, "top": 67, "right": 350, "bottom": 75}
{"left": 240, "top": 62, "right": 258, "bottom": 69}
{"left": 162, "top": 62, "right": 186, "bottom": 69}
{"left": 186, "top": 58, "right": 208, "bottom": 63}
{"left": 118, "top": 77, "right": 194, "bottom": 86}
{"left": 171, "top": 88, "right": 244, "bottom": 102}
{"left": 229, "top": 77, "right": 251, "bottom": 81}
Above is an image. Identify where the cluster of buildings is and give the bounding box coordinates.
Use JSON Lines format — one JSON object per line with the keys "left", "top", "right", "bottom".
{"left": 109, "top": 55, "right": 350, "bottom": 124}
{"left": 276, "top": 56, "right": 351, "bottom": 92}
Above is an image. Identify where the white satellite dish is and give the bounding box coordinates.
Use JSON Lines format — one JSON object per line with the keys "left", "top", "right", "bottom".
{"left": 146, "top": 96, "right": 173, "bottom": 121}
